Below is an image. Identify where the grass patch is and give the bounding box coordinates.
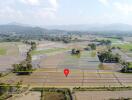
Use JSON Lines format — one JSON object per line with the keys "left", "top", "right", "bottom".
{"left": 81, "top": 51, "right": 91, "bottom": 57}
{"left": 0, "top": 48, "right": 6, "bottom": 55}
{"left": 31, "top": 48, "right": 68, "bottom": 55}
{"left": 97, "top": 38, "right": 120, "bottom": 43}
{"left": 91, "top": 50, "right": 96, "bottom": 57}
{"left": 113, "top": 43, "right": 132, "bottom": 52}
{"left": 128, "top": 63, "right": 132, "bottom": 68}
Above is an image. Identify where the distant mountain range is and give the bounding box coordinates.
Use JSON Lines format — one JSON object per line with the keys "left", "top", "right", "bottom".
{"left": 0, "top": 23, "right": 132, "bottom": 34}
{"left": 45, "top": 23, "right": 132, "bottom": 32}
{"left": 0, "top": 23, "right": 67, "bottom": 35}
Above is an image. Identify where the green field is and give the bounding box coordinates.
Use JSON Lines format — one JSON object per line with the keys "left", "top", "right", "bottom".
{"left": 97, "top": 38, "right": 120, "bottom": 43}
{"left": 0, "top": 48, "right": 6, "bottom": 55}
{"left": 31, "top": 48, "right": 68, "bottom": 55}
{"left": 113, "top": 43, "right": 132, "bottom": 51}
{"left": 128, "top": 63, "right": 132, "bottom": 68}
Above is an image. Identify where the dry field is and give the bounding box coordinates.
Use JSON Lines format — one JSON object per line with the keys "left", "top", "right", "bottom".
{"left": 44, "top": 92, "right": 65, "bottom": 100}
{"left": 75, "top": 91, "right": 132, "bottom": 100}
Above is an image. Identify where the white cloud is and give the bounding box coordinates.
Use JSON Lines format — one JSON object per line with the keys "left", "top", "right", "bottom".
{"left": 49, "top": 0, "right": 58, "bottom": 9}
{"left": 20, "top": 0, "right": 40, "bottom": 6}
{"left": 0, "top": 0, "right": 60, "bottom": 25}
{"left": 0, "top": 6, "right": 23, "bottom": 21}
{"left": 99, "top": 0, "right": 109, "bottom": 6}
{"left": 113, "top": 2, "right": 132, "bottom": 15}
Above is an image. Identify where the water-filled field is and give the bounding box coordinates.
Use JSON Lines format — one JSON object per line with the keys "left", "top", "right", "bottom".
{"left": 58, "top": 51, "right": 100, "bottom": 70}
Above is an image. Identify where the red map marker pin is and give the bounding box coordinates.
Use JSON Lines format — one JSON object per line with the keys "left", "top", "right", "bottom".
{"left": 64, "top": 69, "right": 70, "bottom": 77}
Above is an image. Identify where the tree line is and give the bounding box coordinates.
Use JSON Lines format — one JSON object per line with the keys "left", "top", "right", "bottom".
{"left": 12, "top": 41, "right": 36, "bottom": 75}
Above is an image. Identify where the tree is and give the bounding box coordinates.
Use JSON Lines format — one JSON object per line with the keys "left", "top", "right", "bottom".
{"left": 88, "top": 43, "right": 96, "bottom": 50}
{"left": 97, "top": 51, "right": 121, "bottom": 63}
{"left": 26, "top": 52, "right": 32, "bottom": 63}
{"left": 31, "top": 42, "right": 36, "bottom": 50}
{"left": 71, "top": 49, "right": 80, "bottom": 55}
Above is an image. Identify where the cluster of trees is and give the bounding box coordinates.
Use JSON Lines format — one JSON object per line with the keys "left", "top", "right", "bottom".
{"left": 43, "top": 35, "right": 72, "bottom": 43}
{"left": 94, "top": 39, "right": 111, "bottom": 46}
{"left": 98, "top": 40, "right": 111, "bottom": 45}
{"left": 88, "top": 43, "right": 96, "bottom": 50}
{"left": 97, "top": 49, "right": 132, "bottom": 73}
{"left": 97, "top": 51, "right": 121, "bottom": 63}
{"left": 0, "top": 34, "right": 21, "bottom": 42}
{"left": 12, "top": 61, "right": 32, "bottom": 75}
{"left": 12, "top": 41, "right": 36, "bottom": 75}
{"left": 121, "top": 62, "right": 132, "bottom": 73}
{"left": 71, "top": 49, "right": 80, "bottom": 55}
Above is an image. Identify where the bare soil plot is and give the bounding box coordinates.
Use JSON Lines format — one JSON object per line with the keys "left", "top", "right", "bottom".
{"left": 44, "top": 92, "right": 65, "bottom": 100}
{"left": 75, "top": 91, "right": 132, "bottom": 100}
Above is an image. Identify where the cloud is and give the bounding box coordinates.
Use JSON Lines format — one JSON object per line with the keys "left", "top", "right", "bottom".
{"left": 0, "top": 0, "right": 60, "bottom": 25}
{"left": 113, "top": 2, "right": 132, "bottom": 15}
{"left": 0, "top": 6, "right": 23, "bottom": 22}
{"left": 98, "top": 0, "right": 109, "bottom": 6}
{"left": 49, "top": 0, "right": 58, "bottom": 9}
{"left": 20, "top": 0, "right": 40, "bottom": 6}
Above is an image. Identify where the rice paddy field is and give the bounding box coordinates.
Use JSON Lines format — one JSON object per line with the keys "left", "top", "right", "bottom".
{"left": 0, "top": 42, "right": 19, "bottom": 56}
{"left": 75, "top": 91, "right": 132, "bottom": 100}
{"left": 0, "top": 42, "right": 29, "bottom": 72}
{"left": 58, "top": 51, "right": 100, "bottom": 70}
{"left": 31, "top": 48, "right": 68, "bottom": 55}
{"left": 1, "top": 41, "right": 132, "bottom": 93}
{"left": 2, "top": 47, "right": 130, "bottom": 87}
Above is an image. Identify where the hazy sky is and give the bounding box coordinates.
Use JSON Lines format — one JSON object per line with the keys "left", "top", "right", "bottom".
{"left": 0, "top": 0, "right": 132, "bottom": 25}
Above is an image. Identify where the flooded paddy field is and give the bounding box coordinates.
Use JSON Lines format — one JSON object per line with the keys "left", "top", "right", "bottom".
{"left": 0, "top": 42, "right": 29, "bottom": 72}
{"left": 1, "top": 41, "right": 132, "bottom": 88}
